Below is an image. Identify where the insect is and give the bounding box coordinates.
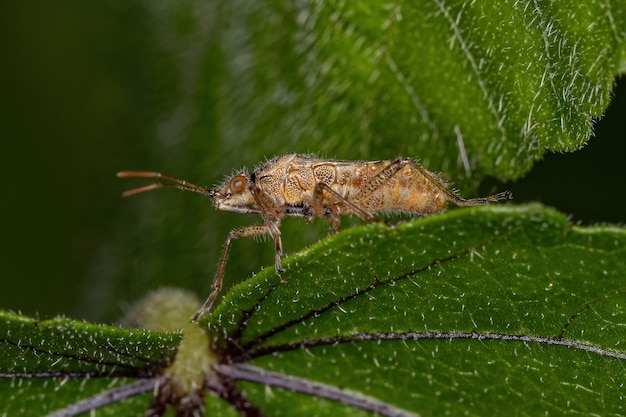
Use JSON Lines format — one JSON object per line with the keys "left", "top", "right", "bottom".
{"left": 118, "top": 153, "right": 511, "bottom": 322}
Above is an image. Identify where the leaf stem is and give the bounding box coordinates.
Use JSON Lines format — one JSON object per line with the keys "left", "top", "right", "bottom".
{"left": 45, "top": 378, "right": 156, "bottom": 417}
{"left": 214, "top": 363, "right": 420, "bottom": 417}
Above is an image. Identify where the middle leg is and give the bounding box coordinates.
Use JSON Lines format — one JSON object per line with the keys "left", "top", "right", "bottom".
{"left": 311, "top": 182, "right": 378, "bottom": 231}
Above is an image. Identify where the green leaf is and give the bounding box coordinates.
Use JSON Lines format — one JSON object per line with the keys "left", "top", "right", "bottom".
{"left": 4, "top": 0, "right": 625, "bottom": 415}
{"left": 203, "top": 0, "right": 626, "bottom": 179}
{"left": 0, "top": 313, "right": 179, "bottom": 375}
{"left": 0, "top": 310, "right": 181, "bottom": 416}
{"left": 201, "top": 204, "right": 626, "bottom": 416}
{"left": 3, "top": 205, "right": 626, "bottom": 416}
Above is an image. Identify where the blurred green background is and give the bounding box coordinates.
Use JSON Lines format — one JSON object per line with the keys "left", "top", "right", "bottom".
{"left": 1, "top": 2, "right": 624, "bottom": 322}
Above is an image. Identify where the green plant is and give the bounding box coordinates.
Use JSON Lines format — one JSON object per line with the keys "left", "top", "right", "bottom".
{"left": 2, "top": 1, "right": 625, "bottom": 416}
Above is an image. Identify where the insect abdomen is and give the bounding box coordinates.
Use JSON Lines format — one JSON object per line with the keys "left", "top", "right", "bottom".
{"left": 351, "top": 162, "right": 448, "bottom": 214}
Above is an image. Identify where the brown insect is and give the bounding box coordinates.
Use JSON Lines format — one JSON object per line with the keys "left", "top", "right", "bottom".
{"left": 118, "top": 153, "right": 511, "bottom": 321}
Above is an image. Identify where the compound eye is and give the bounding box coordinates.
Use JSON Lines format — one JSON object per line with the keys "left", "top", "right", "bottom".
{"left": 229, "top": 175, "right": 247, "bottom": 193}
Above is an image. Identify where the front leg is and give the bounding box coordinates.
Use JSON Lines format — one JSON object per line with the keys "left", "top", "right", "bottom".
{"left": 192, "top": 224, "right": 278, "bottom": 322}
{"left": 248, "top": 183, "right": 285, "bottom": 272}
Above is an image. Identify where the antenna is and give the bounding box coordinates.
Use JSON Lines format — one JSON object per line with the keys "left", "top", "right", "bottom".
{"left": 117, "top": 171, "right": 214, "bottom": 198}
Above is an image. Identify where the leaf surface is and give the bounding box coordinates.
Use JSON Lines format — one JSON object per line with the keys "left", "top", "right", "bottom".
{"left": 204, "top": 204, "right": 626, "bottom": 416}
{"left": 0, "top": 312, "right": 180, "bottom": 416}
{"left": 3, "top": 205, "right": 626, "bottom": 416}
{"left": 205, "top": 0, "right": 626, "bottom": 179}
{"left": 4, "top": 0, "right": 626, "bottom": 414}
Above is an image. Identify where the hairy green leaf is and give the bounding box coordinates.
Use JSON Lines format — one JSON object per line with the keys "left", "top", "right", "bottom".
{"left": 3, "top": 0, "right": 626, "bottom": 414}
{"left": 204, "top": 0, "right": 626, "bottom": 178}
{"left": 203, "top": 204, "right": 626, "bottom": 416}
{"left": 3, "top": 205, "right": 625, "bottom": 416}
{"left": 0, "top": 312, "right": 180, "bottom": 416}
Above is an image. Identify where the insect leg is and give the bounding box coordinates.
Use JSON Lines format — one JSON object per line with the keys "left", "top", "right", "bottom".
{"left": 310, "top": 181, "right": 340, "bottom": 231}
{"left": 353, "top": 158, "right": 511, "bottom": 206}
{"left": 313, "top": 182, "right": 377, "bottom": 231}
{"left": 192, "top": 224, "right": 273, "bottom": 322}
{"left": 351, "top": 158, "right": 413, "bottom": 202}
{"left": 400, "top": 159, "right": 512, "bottom": 206}
{"left": 248, "top": 183, "right": 286, "bottom": 273}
